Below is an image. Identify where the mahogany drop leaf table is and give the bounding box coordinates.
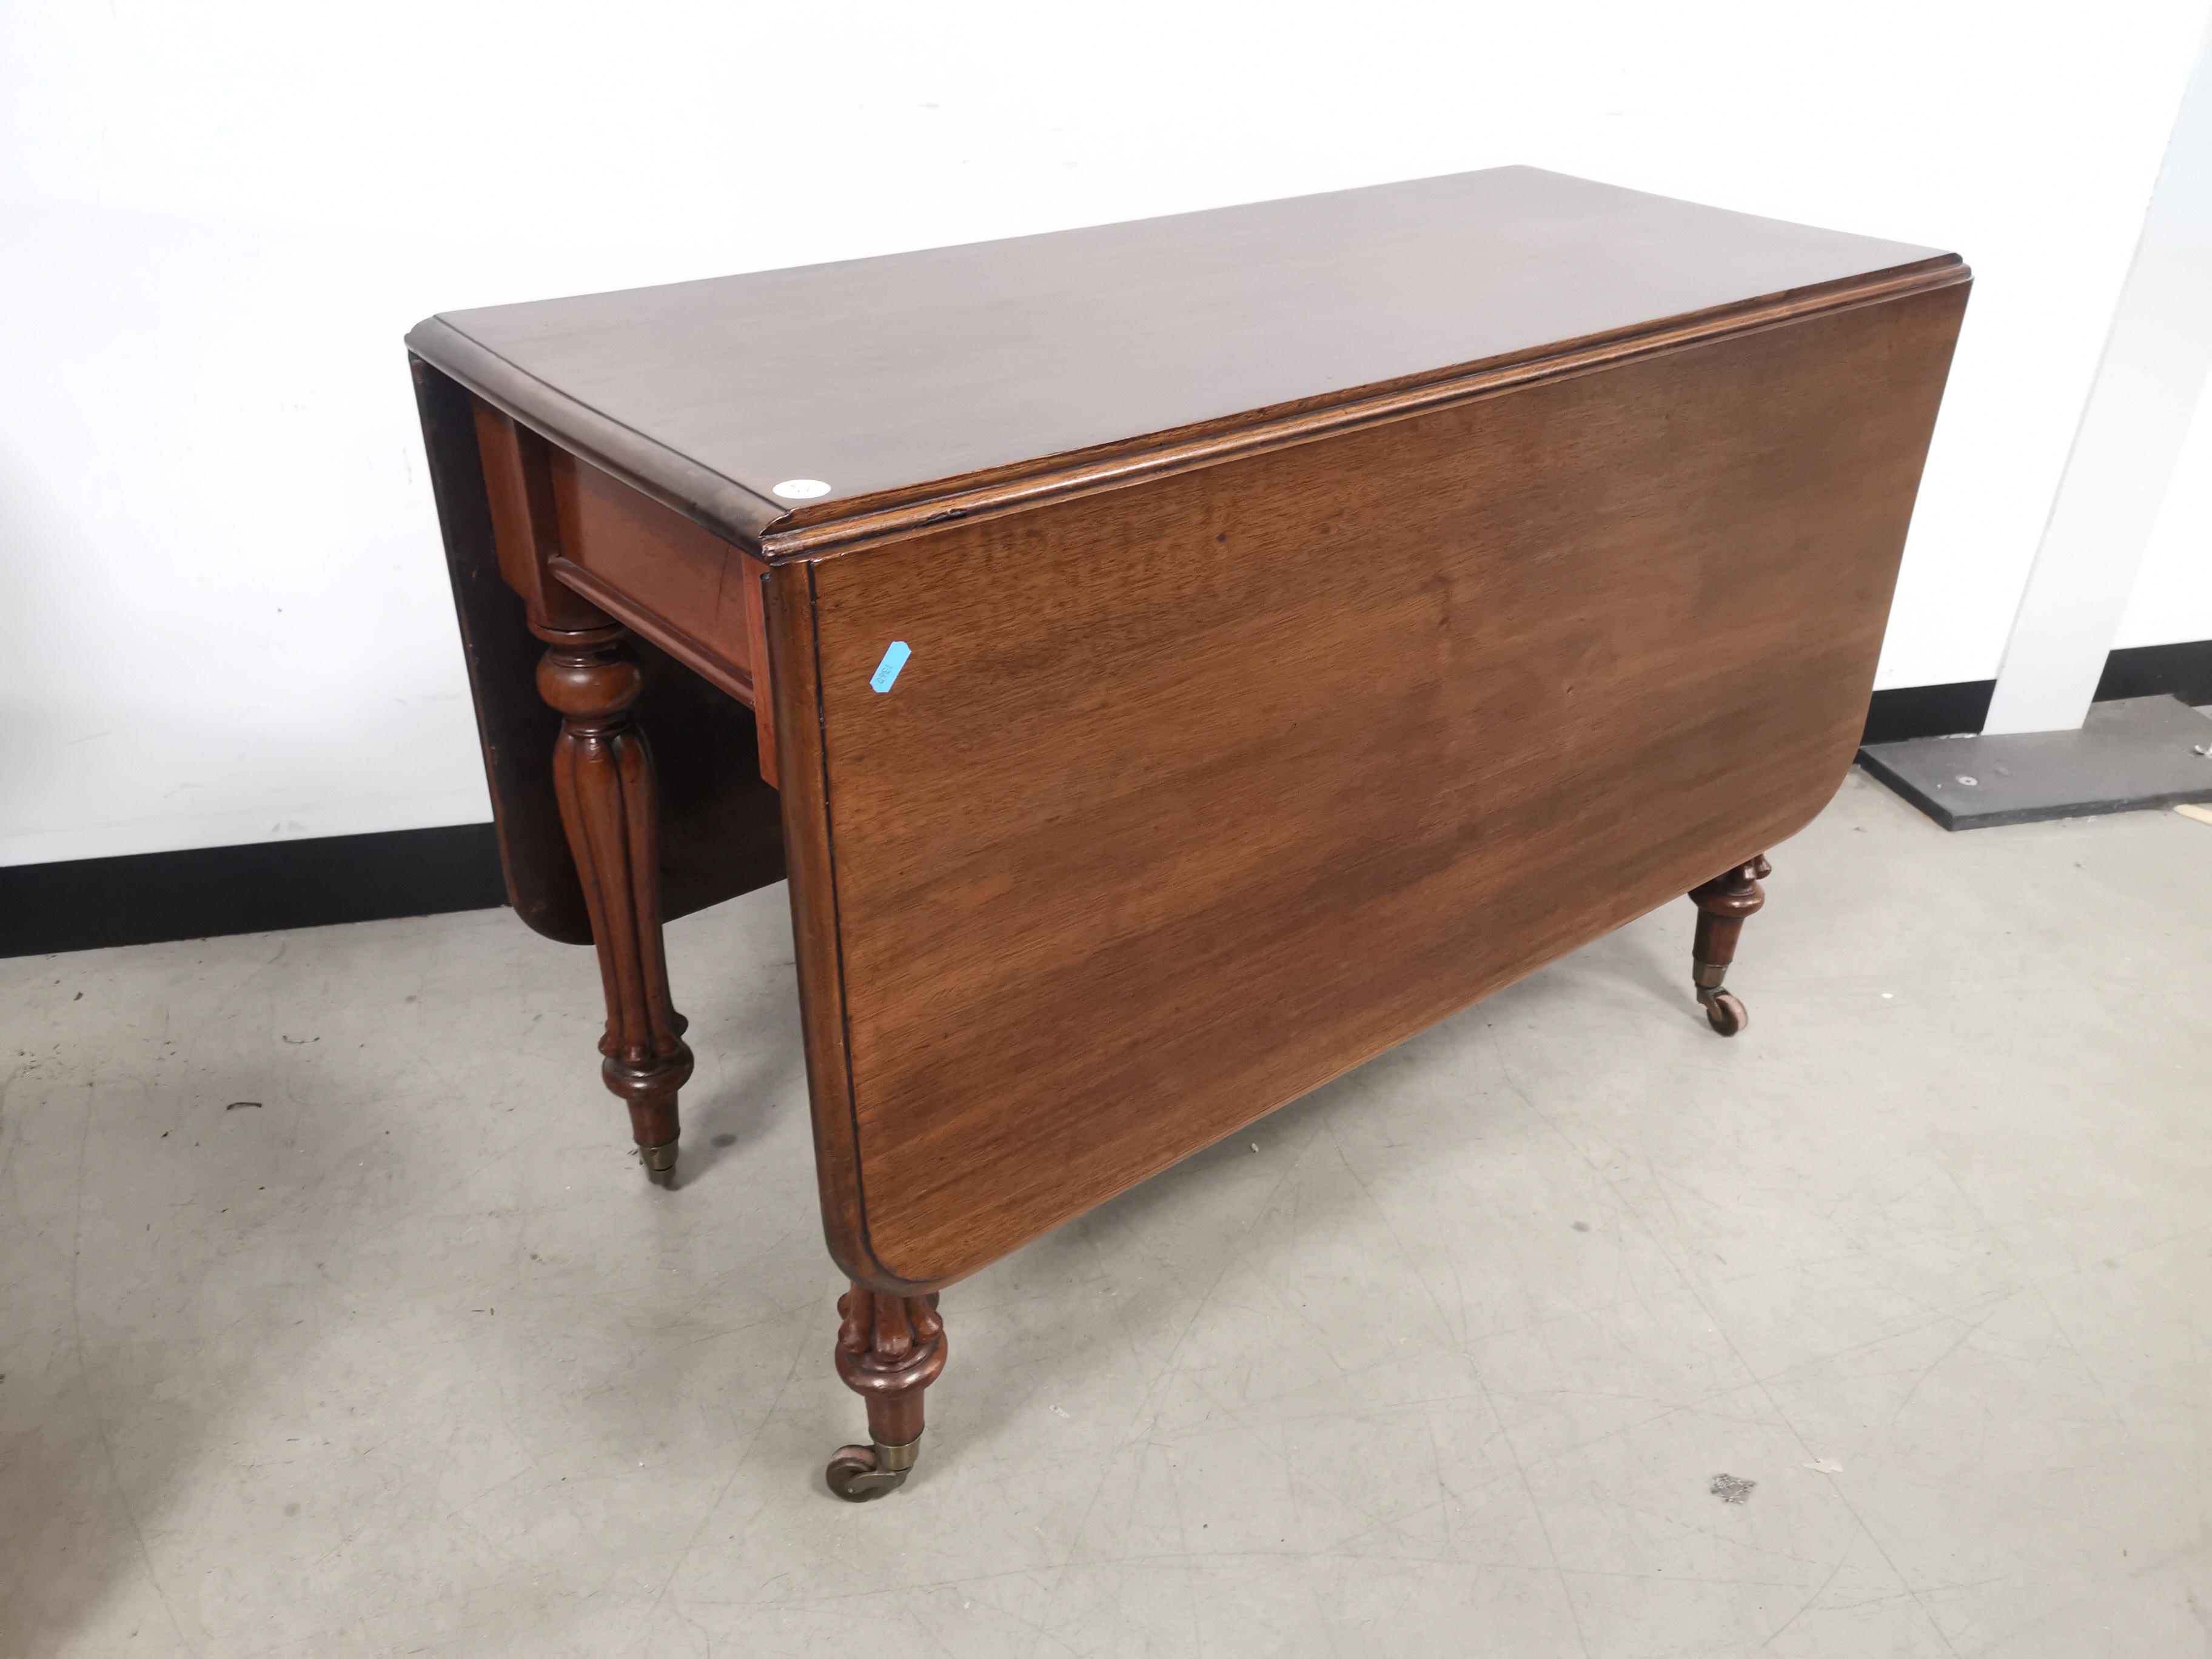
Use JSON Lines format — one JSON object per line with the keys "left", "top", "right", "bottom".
{"left": 406, "top": 166, "right": 1968, "bottom": 1499}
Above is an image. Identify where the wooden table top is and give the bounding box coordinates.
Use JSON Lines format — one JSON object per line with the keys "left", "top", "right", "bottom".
{"left": 406, "top": 167, "right": 1954, "bottom": 557}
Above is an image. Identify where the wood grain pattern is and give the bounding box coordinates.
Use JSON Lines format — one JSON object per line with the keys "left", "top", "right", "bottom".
{"left": 754, "top": 263, "right": 1964, "bottom": 565}
{"left": 743, "top": 565, "right": 778, "bottom": 789}
{"left": 415, "top": 365, "right": 785, "bottom": 942}
{"left": 414, "top": 357, "right": 594, "bottom": 942}
{"left": 796, "top": 283, "right": 1968, "bottom": 1290}
{"left": 538, "top": 622, "right": 694, "bottom": 1178}
{"left": 627, "top": 634, "right": 785, "bottom": 924}
{"left": 765, "top": 558, "right": 872, "bottom": 1264}
{"left": 547, "top": 446, "right": 763, "bottom": 703}
{"left": 417, "top": 170, "right": 1972, "bottom": 1478}
{"left": 407, "top": 167, "right": 1959, "bottom": 556}
{"left": 475, "top": 391, "right": 779, "bottom": 777}
{"left": 473, "top": 401, "right": 606, "bottom": 634}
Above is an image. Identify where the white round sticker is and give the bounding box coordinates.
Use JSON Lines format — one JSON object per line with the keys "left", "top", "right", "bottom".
{"left": 773, "top": 478, "right": 831, "bottom": 500}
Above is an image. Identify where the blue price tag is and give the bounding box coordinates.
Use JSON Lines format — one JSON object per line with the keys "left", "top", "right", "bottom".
{"left": 870, "top": 640, "right": 911, "bottom": 694}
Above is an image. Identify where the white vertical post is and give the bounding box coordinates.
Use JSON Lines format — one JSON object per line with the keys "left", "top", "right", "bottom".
{"left": 1983, "top": 17, "right": 2212, "bottom": 736}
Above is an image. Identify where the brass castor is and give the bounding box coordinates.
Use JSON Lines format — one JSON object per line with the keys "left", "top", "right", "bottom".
{"left": 1700, "top": 988, "right": 1748, "bottom": 1037}
{"left": 825, "top": 1436, "right": 920, "bottom": 1501}
{"left": 638, "top": 1140, "right": 679, "bottom": 1188}
{"left": 1689, "top": 855, "right": 1768, "bottom": 1041}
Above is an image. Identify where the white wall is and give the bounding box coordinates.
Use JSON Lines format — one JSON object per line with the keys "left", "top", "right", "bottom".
{"left": 1981, "top": 14, "right": 2212, "bottom": 734}
{"left": 4, "top": 0, "right": 2208, "bottom": 866}
{"left": 2119, "top": 368, "right": 2212, "bottom": 648}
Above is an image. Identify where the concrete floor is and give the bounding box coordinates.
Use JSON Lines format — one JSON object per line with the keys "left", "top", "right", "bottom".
{"left": 4, "top": 767, "right": 2209, "bottom": 1658}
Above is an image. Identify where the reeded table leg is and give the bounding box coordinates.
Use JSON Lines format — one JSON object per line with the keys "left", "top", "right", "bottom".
{"left": 1688, "top": 854, "right": 1770, "bottom": 1036}
{"left": 536, "top": 621, "right": 694, "bottom": 1185}
{"left": 826, "top": 1285, "right": 948, "bottom": 1500}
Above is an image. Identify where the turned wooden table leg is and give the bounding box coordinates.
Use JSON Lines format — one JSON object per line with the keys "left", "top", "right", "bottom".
{"left": 826, "top": 1285, "right": 948, "bottom": 1500}
{"left": 535, "top": 621, "right": 694, "bottom": 1185}
{"left": 1688, "top": 853, "right": 1771, "bottom": 1037}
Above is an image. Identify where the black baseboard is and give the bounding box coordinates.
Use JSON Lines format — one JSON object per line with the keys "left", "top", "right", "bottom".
{"left": 2094, "top": 640, "right": 2212, "bottom": 706}
{"left": 1860, "top": 679, "right": 1995, "bottom": 745}
{"left": 1860, "top": 638, "right": 2212, "bottom": 746}
{"left": 9, "top": 638, "right": 2209, "bottom": 958}
{"left": 0, "top": 823, "right": 506, "bottom": 959}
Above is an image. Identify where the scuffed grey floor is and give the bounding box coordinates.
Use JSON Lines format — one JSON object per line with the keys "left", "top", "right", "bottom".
{"left": 4, "top": 768, "right": 2208, "bottom": 1658}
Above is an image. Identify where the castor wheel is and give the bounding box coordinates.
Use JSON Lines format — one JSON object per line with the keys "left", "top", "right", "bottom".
{"left": 1689, "top": 856, "right": 1768, "bottom": 1041}
{"left": 825, "top": 1438, "right": 919, "bottom": 1501}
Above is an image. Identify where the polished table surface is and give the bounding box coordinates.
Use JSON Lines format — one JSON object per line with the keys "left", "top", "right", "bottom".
{"left": 407, "top": 166, "right": 1969, "bottom": 1496}
{"left": 412, "top": 165, "right": 1954, "bottom": 554}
